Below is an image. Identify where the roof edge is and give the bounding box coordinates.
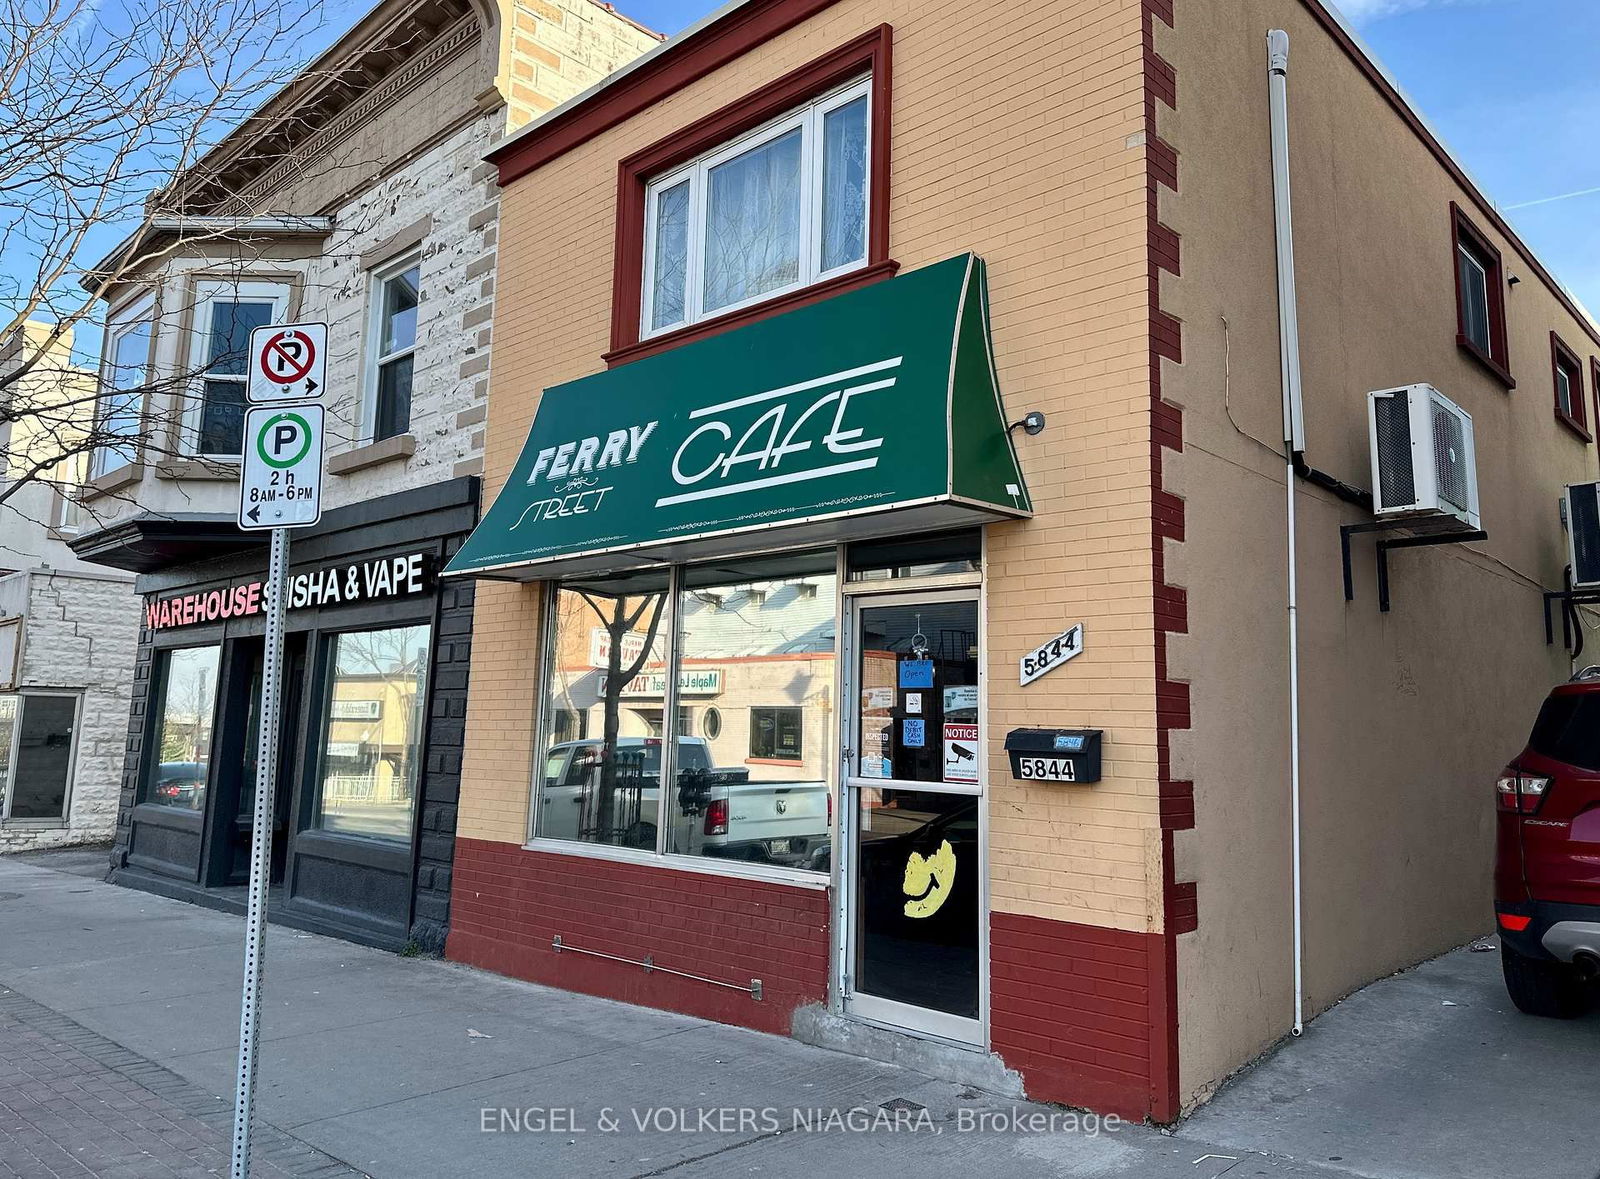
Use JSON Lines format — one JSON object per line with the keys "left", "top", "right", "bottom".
{"left": 1308, "top": 0, "right": 1600, "bottom": 346}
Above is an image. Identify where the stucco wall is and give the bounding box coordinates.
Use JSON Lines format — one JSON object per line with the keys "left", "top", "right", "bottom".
{"left": 460, "top": 0, "right": 1163, "bottom": 937}
{"left": 1158, "top": 1, "right": 1600, "bottom": 1104}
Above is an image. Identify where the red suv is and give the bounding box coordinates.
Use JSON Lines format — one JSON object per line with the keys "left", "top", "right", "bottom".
{"left": 1494, "top": 669, "right": 1600, "bottom": 1018}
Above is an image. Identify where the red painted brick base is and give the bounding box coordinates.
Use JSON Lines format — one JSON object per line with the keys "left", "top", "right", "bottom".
{"left": 990, "top": 911, "right": 1174, "bottom": 1123}
{"left": 447, "top": 838, "right": 829, "bottom": 1036}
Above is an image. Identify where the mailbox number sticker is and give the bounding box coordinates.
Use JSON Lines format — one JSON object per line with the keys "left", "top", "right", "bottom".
{"left": 1017, "top": 756, "right": 1078, "bottom": 782}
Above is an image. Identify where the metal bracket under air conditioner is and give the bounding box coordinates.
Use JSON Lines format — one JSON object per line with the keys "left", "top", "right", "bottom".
{"left": 1542, "top": 566, "right": 1600, "bottom": 651}
{"left": 1340, "top": 519, "right": 1488, "bottom": 613}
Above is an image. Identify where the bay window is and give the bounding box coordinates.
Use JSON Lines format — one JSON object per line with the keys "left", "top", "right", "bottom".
{"left": 642, "top": 79, "right": 870, "bottom": 337}
{"left": 188, "top": 281, "right": 286, "bottom": 457}
{"left": 90, "top": 297, "right": 154, "bottom": 479}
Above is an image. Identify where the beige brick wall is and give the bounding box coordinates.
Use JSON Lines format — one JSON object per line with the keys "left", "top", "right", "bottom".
{"left": 461, "top": 0, "right": 1164, "bottom": 933}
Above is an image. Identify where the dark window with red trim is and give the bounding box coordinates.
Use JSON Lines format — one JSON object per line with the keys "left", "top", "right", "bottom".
{"left": 1451, "top": 203, "right": 1512, "bottom": 388}
{"left": 1551, "top": 332, "right": 1589, "bottom": 441}
{"left": 608, "top": 26, "right": 894, "bottom": 366}
{"left": 1592, "top": 357, "right": 1600, "bottom": 436}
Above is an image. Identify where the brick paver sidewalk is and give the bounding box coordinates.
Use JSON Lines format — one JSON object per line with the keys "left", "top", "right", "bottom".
{"left": 0, "top": 987, "right": 363, "bottom": 1179}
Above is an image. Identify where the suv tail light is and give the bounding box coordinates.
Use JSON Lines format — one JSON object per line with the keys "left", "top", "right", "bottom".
{"left": 704, "top": 798, "right": 729, "bottom": 836}
{"left": 1496, "top": 768, "right": 1551, "bottom": 814}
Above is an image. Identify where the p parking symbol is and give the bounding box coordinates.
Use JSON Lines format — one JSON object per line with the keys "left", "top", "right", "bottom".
{"left": 258, "top": 412, "right": 313, "bottom": 469}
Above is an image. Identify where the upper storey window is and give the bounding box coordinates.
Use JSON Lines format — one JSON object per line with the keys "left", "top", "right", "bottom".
{"left": 1451, "top": 203, "right": 1512, "bottom": 387}
{"left": 642, "top": 78, "right": 870, "bottom": 338}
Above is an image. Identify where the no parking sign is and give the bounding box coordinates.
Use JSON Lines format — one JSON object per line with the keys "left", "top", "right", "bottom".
{"left": 247, "top": 321, "right": 327, "bottom": 403}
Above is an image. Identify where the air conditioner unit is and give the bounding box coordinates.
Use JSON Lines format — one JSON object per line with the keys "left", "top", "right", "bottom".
{"left": 1367, "top": 383, "right": 1480, "bottom": 529}
{"left": 1565, "top": 482, "right": 1600, "bottom": 587}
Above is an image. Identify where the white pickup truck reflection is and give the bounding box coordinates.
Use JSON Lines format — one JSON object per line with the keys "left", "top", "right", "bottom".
{"left": 539, "top": 737, "right": 829, "bottom": 867}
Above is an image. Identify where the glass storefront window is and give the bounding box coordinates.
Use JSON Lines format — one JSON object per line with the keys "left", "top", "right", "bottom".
{"left": 666, "top": 551, "right": 835, "bottom": 870}
{"left": 846, "top": 529, "right": 981, "bottom": 584}
{"left": 315, "top": 625, "right": 430, "bottom": 842}
{"left": 536, "top": 569, "right": 671, "bottom": 850}
{"left": 148, "top": 646, "right": 221, "bottom": 810}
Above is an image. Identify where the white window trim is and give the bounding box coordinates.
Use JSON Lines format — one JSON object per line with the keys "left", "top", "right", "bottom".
{"left": 1458, "top": 243, "right": 1491, "bottom": 349}
{"left": 0, "top": 690, "right": 83, "bottom": 824}
{"left": 641, "top": 76, "right": 872, "bottom": 340}
{"left": 362, "top": 253, "right": 423, "bottom": 445}
{"left": 183, "top": 279, "right": 289, "bottom": 460}
{"left": 91, "top": 293, "right": 156, "bottom": 480}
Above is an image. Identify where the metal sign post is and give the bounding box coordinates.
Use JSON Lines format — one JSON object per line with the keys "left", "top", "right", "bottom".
{"left": 229, "top": 525, "right": 287, "bottom": 1179}
{"left": 230, "top": 326, "right": 326, "bottom": 1179}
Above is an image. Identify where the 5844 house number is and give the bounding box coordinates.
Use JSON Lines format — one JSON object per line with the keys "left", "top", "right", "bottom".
{"left": 1019, "top": 623, "right": 1085, "bottom": 686}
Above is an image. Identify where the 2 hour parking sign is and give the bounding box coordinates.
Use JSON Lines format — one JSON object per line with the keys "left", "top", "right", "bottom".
{"left": 238, "top": 405, "right": 324, "bottom": 530}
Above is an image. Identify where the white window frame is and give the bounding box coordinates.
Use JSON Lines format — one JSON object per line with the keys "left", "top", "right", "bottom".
{"left": 1457, "top": 242, "right": 1491, "bottom": 353}
{"left": 183, "top": 279, "right": 289, "bottom": 460}
{"left": 1557, "top": 357, "right": 1576, "bottom": 417}
{"left": 640, "top": 76, "right": 872, "bottom": 339}
{"left": 0, "top": 690, "right": 83, "bottom": 824}
{"left": 90, "top": 293, "right": 155, "bottom": 480}
{"left": 362, "top": 253, "right": 423, "bottom": 445}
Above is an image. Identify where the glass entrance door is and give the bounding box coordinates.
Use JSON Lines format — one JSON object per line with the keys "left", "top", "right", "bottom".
{"left": 841, "top": 589, "right": 983, "bottom": 1044}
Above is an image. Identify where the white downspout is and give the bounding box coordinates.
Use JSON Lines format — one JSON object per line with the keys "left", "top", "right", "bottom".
{"left": 1268, "top": 28, "right": 1306, "bottom": 1039}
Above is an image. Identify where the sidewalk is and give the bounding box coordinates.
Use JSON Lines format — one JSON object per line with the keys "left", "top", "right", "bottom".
{"left": 0, "top": 851, "right": 1574, "bottom": 1179}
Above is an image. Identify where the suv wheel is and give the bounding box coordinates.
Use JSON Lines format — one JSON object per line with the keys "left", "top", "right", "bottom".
{"left": 1502, "top": 945, "right": 1590, "bottom": 1019}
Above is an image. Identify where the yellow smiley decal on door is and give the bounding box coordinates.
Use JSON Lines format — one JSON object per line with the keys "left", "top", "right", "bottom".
{"left": 902, "top": 839, "right": 957, "bottom": 918}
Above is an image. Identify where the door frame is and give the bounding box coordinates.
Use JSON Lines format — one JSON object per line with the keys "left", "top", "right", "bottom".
{"left": 0, "top": 689, "right": 84, "bottom": 824}
{"left": 835, "top": 582, "right": 987, "bottom": 1048}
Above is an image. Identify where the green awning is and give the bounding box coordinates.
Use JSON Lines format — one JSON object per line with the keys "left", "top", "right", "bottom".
{"left": 445, "top": 254, "right": 1032, "bottom": 580}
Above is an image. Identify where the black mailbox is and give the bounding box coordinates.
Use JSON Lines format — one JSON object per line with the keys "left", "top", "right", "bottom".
{"left": 1003, "top": 729, "right": 1103, "bottom": 784}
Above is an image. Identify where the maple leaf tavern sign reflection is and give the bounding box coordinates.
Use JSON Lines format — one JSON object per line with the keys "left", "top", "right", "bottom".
{"left": 446, "top": 255, "right": 1033, "bottom": 579}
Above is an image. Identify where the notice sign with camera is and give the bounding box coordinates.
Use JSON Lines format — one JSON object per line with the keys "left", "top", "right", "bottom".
{"left": 943, "top": 723, "right": 979, "bottom": 784}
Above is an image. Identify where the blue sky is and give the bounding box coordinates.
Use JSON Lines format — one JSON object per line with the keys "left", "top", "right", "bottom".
{"left": 26, "top": 0, "right": 1600, "bottom": 363}
{"left": 1339, "top": 0, "right": 1600, "bottom": 313}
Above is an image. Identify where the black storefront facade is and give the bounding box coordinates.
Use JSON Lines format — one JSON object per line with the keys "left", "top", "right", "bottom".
{"left": 78, "top": 478, "right": 477, "bottom": 953}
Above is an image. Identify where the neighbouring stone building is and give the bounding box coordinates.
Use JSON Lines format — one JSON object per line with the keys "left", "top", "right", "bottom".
{"left": 67, "top": 0, "right": 657, "bottom": 950}
{"left": 0, "top": 322, "right": 140, "bottom": 851}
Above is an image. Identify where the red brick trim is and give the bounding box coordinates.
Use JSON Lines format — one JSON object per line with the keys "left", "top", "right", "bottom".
{"left": 446, "top": 838, "right": 828, "bottom": 1036}
{"left": 605, "top": 26, "right": 894, "bottom": 363}
{"left": 990, "top": 912, "right": 1164, "bottom": 1122}
{"left": 1144, "top": 0, "right": 1185, "bottom": 1126}
{"left": 1551, "top": 331, "right": 1590, "bottom": 442}
{"left": 1303, "top": 1, "right": 1600, "bottom": 353}
{"left": 488, "top": 0, "right": 847, "bottom": 183}
{"left": 1450, "top": 202, "right": 1514, "bottom": 389}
